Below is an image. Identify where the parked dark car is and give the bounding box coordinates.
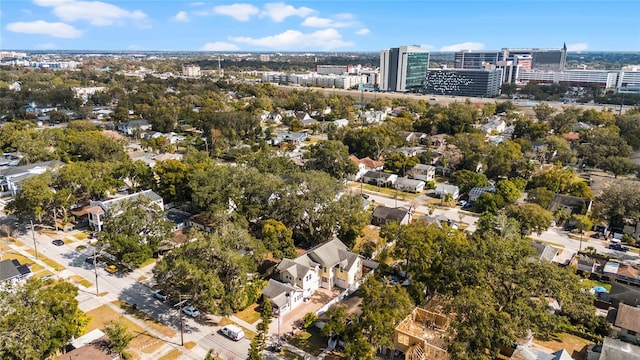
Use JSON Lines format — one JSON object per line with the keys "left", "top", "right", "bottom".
{"left": 608, "top": 243, "right": 629, "bottom": 252}
{"left": 52, "top": 239, "right": 64, "bottom": 246}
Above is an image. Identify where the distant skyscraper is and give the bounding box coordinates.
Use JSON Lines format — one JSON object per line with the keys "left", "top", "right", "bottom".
{"left": 502, "top": 44, "right": 567, "bottom": 71}
{"left": 453, "top": 44, "right": 567, "bottom": 84}
{"left": 379, "top": 46, "right": 430, "bottom": 92}
{"left": 426, "top": 68, "right": 502, "bottom": 97}
{"left": 454, "top": 50, "right": 505, "bottom": 69}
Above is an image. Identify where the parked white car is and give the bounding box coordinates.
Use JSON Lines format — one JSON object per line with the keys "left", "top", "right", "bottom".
{"left": 182, "top": 306, "right": 200, "bottom": 317}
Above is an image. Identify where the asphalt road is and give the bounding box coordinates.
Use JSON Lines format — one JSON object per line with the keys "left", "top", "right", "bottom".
{"left": 5, "top": 219, "right": 250, "bottom": 360}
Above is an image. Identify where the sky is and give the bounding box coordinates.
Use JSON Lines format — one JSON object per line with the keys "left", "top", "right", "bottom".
{"left": 1, "top": 0, "right": 639, "bottom": 52}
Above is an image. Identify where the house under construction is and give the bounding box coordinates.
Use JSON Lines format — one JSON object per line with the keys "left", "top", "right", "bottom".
{"left": 393, "top": 307, "right": 451, "bottom": 360}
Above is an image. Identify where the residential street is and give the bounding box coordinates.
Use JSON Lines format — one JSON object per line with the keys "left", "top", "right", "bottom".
{"left": 350, "top": 184, "right": 640, "bottom": 266}
{"left": 1, "top": 213, "right": 251, "bottom": 360}
{"left": 3, "top": 184, "right": 640, "bottom": 360}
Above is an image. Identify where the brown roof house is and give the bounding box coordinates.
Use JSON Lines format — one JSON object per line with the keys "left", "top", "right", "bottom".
{"left": 349, "top": 155, "right": 384, "bottom": 181}
{"left": 614, "top": 303, "right": 640, "bottom": 345}
{"left": 393, "top": 307, "right": 451, "bottom": 360}
{"left": 59, "top": 329, "right": 118, "bottom": 360}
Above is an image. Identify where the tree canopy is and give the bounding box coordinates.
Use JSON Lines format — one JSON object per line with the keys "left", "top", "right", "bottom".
{"left": 0, "top": 279, "right": 88, "bottom": 359}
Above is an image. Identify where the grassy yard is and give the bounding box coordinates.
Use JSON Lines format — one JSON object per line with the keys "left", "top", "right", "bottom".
{"left": 287, "top": 327, "right": 327, "bottom": 356}
{"left": 361, "top": 184, "right": 422, "bottom": 200}
{"left": 159, "top": 349, "right": 182, "bottom": 360}
{"left": 85, "top": 305, "right": 170, "bottom": 354}
{"left": 3, "top": 238, "right": 25, "bottom": 247}
{"left": 138, "top": 258, "right": 156, "bottom": 268}
{"left": 73, "top": 232, "right": 89, "bottom": 240}
{"left": 68, "top": 275, "right": 92, "bottom": 288}
{"left": 32, "top": 270, "right": 55, "bottom": 279}
{"left": 235, "top": 303, "right": 261, "bottom": 325}
{"left": 533, "top": 332, "right": 593, "bottom": 360}
{"left": 24, "top": 250, "right": 64, "bottom": 271}
{"left": 2, "top": 252, "right": 44, "bottom": 272}
{"left": 115, "top": 300, "right": 177, "bottom": 338}
{"left": 353, "top": 225, "right": 381, "bottom": 254}
{"left": 580, "top": 279, "right": 611, "bottom": 292}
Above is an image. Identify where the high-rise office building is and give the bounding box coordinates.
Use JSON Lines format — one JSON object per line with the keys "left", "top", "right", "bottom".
{"left": 505, "top": 44, "right": 567, "bottom": 71}
{"left": 426, "top": 69, "right": 502, "bottom": 98}
{"left": 454, "top": 45, "right": 567, "bottom": 83}
{"left": 454, "top": 51, "right": 505, "bottom": 69}
{"left": 380, "top": 46, "right": 430, "bottom": 92}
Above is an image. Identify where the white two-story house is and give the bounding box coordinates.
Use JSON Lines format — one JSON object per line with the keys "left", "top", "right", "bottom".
{"left": 262, "top": 238, "right": 362, "bottom": 314}
{"left": 87, "top": 190, "right": 163, "bottom": 231}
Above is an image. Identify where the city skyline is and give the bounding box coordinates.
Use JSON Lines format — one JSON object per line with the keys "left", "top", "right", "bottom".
{"left": 1, "top": 0, "right": 639, "bottom": 52}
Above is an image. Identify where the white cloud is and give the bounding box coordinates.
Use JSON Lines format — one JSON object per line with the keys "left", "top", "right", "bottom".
{"left": 261, "top": 2, "right": 315, "bottom": 22}
{"left": 202, "top": 41, "right": 240, "bottom": 51}
{"left": 213, "top": 3, "right": 259, "bottom": 21}
{"left": 355, "top": 28, "right": 370, "bottom": 35}
{"left": 33, "top": 0, "right": 147, "bottom": 26}
{"left": 439, "top": 42, "right": 484, "bottom": 51}
{"left": 174, "top": 11, "right": 189, "bottom": 22}
{"left": 190, "top": 1, "right": 205, "bottom": 6}
{"left": 230, "top": 28, "right": 353, "bottom": 50}
{"left": 301, "top": 16, "right": 333, "bottom": 28}
{"left": 6, "top": 20, "right": 82, "bottom": 38}
{"left": 301, "top": 16, "right": 356, "bottom": 28}
{"left": 567, "top": 43, "right": 588, "bottom": 51}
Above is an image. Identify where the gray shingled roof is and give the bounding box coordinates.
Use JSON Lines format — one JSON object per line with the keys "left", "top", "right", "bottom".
{"left": 307, "top": 238, "right": 350, "bottom": 268}
{"left": 395, "top": 177, "right": 424, "bottom": 188}
{"left": 262, "top": 279, "right": 301, "bottom": 307}
{"left": 277, "top": 258, "right": 316, "bottom": 279}
{"left": 0, "top": 259, "right": 31, "bottom": 282}
{"left": 609, "top": 282, "right": 640, "bottom": 307}
{"left": 363, "top": 170, "right": 394, "bottom": 181}
{"left": 600, "top": 337, "right": 640, "bottom": 360}
{"left": 372, "top": 206, "right": 410, "bottom": 222}
{"left": 0, "top": 160, "right": 64, "bottom": 177}
{"left": 547, "top": 194, "right": 592, "bottom": 216}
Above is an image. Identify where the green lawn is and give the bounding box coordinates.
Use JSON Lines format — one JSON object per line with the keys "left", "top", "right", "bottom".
{"left": 235, "top": 303, "right": 261, "bottom": 325}
{"left": 287, "top": 327, "right": 327, "bottom": 356}
{"left": 580, "top": 279, "right": 611, "bottom": 292}
{"left": 361, "top": 184, "right": 421, "bottom": 200}
{"left": 73, "top": 232, "right": 89, "bottom": 240}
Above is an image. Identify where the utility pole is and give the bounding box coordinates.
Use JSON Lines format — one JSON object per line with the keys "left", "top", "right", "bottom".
{"left": 30, "top": 219, "right": 38, "bottom": 259}
{"left": 175, "top": 296, "right": 188, "bottom": 346}
{"left": 93, "top": 246, "right": 99, "bottom": 296}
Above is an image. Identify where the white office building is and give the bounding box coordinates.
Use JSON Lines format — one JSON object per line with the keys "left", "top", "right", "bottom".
{"left": 380, "top": 46, "right": 430, "bottom": 92}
